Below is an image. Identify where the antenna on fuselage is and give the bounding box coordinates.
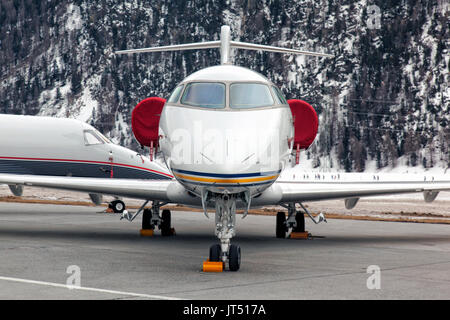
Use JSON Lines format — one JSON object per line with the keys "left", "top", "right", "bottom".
{"left": 115, "top": 25, "right": 333, "bottom": 63}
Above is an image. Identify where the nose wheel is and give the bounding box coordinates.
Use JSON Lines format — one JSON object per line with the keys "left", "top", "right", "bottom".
{"left": 228, "top": 244, "right": 241, "bottom": 271}
{"left": 109, "top": 199, "right": 126, "bottom": 213}
{"left": 209, "top": 244, "right": 222, "bottom": 262}
{"left": 203, "top": 194, "right": 241, "bottom": 272}
{"left": 208, "top": 243, "right": 241, "bottom": 271}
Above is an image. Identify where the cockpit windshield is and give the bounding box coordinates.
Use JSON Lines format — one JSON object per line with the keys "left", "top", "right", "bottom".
{"left": 84, "top": 130, "right": 104, "bottom": 145}
{"left": 167, "top": 84, "right": 184, "bottom": 103}
{"left": 181, "top": 82, "right": 225, "bottom": 109}
{"left": 83, "top": 129, "right": 111, "bottom": 145}
{"left": 271, "top": 86, "right": 288, "bottom": 105}
{"left": 230, "top": 83, "right": 274, "bottom": 109}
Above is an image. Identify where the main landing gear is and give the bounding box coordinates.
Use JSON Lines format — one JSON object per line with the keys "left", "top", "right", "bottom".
{"left": 203, "top": 194, "right": 242, "bottom": 272}
{"left": 276, "top": 203, "right": 327, "bottom": 239}
{"left": 141, "top": 201, "right": 174, "bottom": 236}
{"left": 276, "top": 203, "right": 305, "bottom": 239}
{"left": 119, "top": 200, "right": 175, "bottom": 237}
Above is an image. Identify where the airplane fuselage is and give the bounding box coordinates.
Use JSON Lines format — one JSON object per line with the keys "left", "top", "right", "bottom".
{"left": 0, "top": 114, "right": 172, "bottom": 180}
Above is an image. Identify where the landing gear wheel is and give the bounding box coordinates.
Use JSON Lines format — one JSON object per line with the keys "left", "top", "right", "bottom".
{"left": 229, "top": 244, "right": 241, "bottom": 271}
{"left": 110, "top": 200, "right": 125, "bottom": 214}
{"left": 276, "top": 211, "right": 286, "bottom": 238}
{"left": 142, "top": 208, "right": 152, "bottom": 230}
{"left": 161, "top": 209, "right": 172, "bottom": 236}
{"left": 209, "top": 244, "right": 222, "bottom": 262}
{"left": 293, "top": 211, "right": 305, "bottom": 232}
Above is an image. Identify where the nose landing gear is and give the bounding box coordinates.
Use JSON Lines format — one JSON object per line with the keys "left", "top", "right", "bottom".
{"left": 203, "top": 194, "right": 241, "bottom": 272}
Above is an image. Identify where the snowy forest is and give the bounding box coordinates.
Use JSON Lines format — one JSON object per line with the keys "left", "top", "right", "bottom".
{"left": 0, "top": 0, "right": 448, "bottom": 172}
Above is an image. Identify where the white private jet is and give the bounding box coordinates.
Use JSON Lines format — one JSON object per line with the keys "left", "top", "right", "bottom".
{"left": 1, "top": 25, "right": 449, "bottom": 272}
{"left": 0, "top": 114, "right": 173, "bottom": 212}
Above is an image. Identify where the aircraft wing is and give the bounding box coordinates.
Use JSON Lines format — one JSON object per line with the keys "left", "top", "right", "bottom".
{"left": 252, "top": 180, "right": 450, "bottom": 206}
{"left": 1, "top": 173, "right": 450, "bottom": 208}
{"left": 0, "top": 173, "right": 174, "bottom": 202}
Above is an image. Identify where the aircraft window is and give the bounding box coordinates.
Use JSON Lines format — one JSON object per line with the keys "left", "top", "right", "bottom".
{"left": 84, "top": 130, "right": 104, "bottom": 145}
{"left": 271, "top": 88, "right": 283, "bottom": 105}
{"left": 271, "top": 86, "right": 288, "bottom": 105}
{"left": 181, "top": 82, "right": 225, "bottom": 109}
{"left": 230, "top": 83, "right": 274, "bottom": 109}
{"left": 167, "top": 84, "right": 184, "bottom": 103}
{"left": 96, "top": 130, "right": 111, "bottom": 144}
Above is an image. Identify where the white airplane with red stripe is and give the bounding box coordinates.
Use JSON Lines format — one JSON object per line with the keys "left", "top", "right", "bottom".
{"left": 1, "top": 25, "right": 449, "bottom": 272}
{"left": 0, "top": 113, "right": 173, "bottom": 212}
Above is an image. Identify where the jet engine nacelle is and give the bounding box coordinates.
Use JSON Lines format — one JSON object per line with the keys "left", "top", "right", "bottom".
{"left": 131, "top": 97, "right": 166, "bottom": 161}
{"left": 287, "top": 99, "right": 319, "bottom": 164}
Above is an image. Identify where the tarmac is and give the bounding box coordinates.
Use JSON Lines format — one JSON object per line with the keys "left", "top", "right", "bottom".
{"left": 0, "top": 202, "right": 449, "bottom": 300}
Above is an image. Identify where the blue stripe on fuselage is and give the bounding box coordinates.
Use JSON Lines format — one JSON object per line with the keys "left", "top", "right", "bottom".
{"left": 0, "top": 159, "right": 170, "bottom": 180}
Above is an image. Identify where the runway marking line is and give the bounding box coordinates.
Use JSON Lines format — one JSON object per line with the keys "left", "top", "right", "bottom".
{"left": 0, "top": 275, "right": 183, "bottom": 300}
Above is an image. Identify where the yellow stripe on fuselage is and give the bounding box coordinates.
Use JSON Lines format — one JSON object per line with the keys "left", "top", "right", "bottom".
{"left": 174, "top": 173, "right": 279, "bottom": 184}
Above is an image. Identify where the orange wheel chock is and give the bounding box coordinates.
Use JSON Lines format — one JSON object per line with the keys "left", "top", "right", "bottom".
{"left": 202, "top": 259, "right": 224, "bottom": 272}
{"left": 290, "top": 231, "right": 311, "bottom": 239}
{"left": 140, "top": 229, "right": 154, "bottom": 237}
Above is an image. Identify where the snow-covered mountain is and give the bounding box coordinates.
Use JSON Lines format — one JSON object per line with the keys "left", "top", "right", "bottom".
{"left": 0, "top": 0, "right": 448, "bottom": 173}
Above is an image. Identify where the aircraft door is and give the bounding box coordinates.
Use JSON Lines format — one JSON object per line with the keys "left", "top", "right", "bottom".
{"left": 83, "top": 129, "right": 114, "bottom": 178}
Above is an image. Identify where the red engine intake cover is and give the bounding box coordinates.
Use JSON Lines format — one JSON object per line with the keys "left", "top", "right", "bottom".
{"left": 287, "top": 99, "right": 319, "bottom": 149}
{"left": 131, "top": 97, "right": 166, "bottom": 147}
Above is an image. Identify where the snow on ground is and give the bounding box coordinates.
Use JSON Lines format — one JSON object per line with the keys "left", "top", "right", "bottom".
{"left": 280, "top": 150, "right": 449, "bottom": 180}
{"left": 306, "top": 194, "right": 450, "bottom": 217}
